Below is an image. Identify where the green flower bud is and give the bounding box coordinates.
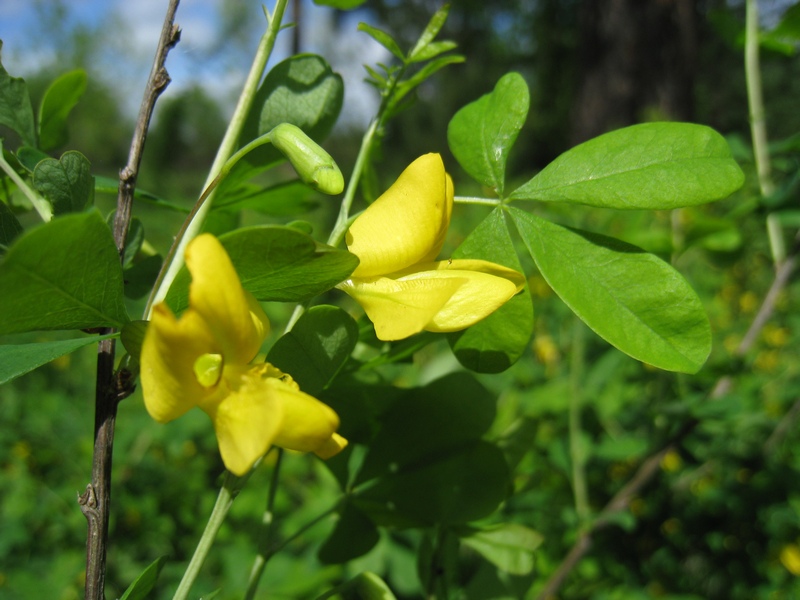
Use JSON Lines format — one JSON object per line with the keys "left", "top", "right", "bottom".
{"left": 269, "top": 123, "right": 344, "bottom": 195}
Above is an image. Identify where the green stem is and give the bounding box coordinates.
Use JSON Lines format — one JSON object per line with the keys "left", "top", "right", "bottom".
{"left": 0, "top": 143, "right": 52, "bottom": 221}
{"left": 243, "top": 449, "right": 284, "bottom": 600}
{"left": 245, "top": 496, "right": 341, "bottom": 598}
{"left": 745, "top": 0, "right": 784, "bottom": 264}
{"left": 328, "top": 118, "right": 379, "bottom": 247}
{"left": 172, "top": 470, "right": 250, "bottom": 600}
{"left": 146, "top": 0, "right": 290, "bottom": 316}
{"left": 569, "top": 317, "right": 589, "bottom": 524}
{"left": 454, "top": 195, "right": 502, "bottom": 207}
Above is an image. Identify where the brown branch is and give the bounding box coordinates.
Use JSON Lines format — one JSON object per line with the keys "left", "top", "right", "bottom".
{"left": 81, "top": 3, "right": 181, "bottom": 599}
{"left": 536, "top": 230, "right": 800, "bottom": 600}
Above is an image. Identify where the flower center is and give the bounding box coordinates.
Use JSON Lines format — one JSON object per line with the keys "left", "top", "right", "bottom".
{"left": 193, "top": 353, "right": 224, "bottom": 388}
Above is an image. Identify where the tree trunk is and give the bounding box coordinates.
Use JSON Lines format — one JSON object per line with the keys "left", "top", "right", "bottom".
{"left": 571, "top": 0, "right": 698, "bottom": 144}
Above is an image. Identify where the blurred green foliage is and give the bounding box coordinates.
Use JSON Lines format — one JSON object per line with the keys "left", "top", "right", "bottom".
{"left": 2, "top": 1, "right": 800, "bottom": 599}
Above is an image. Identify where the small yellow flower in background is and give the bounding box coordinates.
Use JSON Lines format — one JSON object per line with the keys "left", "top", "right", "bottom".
{"left": 141, "top": 233, "right": 346, "bottom": 476}
{"left": 338, "top": 153, "right": 525, "bottom": 341}
{"left": 780, "top": 543, "right": 800, "bottom": 576}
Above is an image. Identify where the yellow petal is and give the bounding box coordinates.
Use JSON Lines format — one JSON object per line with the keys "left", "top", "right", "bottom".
{"left": 410, "top": 260, "right": 525, "bottom": 332}
{"left": 270, "top": 378, "right": 343, "bottom": 454}
{"left": 203, "top": 365, "right": 284, "bottom": 476}
{"left": 140, "top": 303, "right": 218, "bottom": 423}
{"left": 338, "top": 275, "right": 465, "bottom": 341}
{"left": 420, "top": 172, "right": 454, "bottom": 263}
{"left": 347, "top": 154, "right": 452, "bottom": 277}
{"left": 314, "top": 432, "right": 348, "bottom": 460}
{"left": 185, "top": 234, "right": 269, "bottom": 365}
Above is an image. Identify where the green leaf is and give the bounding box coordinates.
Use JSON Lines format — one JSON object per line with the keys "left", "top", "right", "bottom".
{"left": 358, "top": 23, "right": 405, "bottom": 61}
{"left": 0, "top": 210, "right": 130, "bottom": 334}
{"left": 448, "top": 208, "right": 532, "bottom": 373}
{"left": 315, "top": 572, "right": 397, "bottom": 600}
{"left": 510, "top": 208, "right": 710, "bottom": 373}
{"left": 0, "top": 44, "right": 36, "bottom": 147}
{"left": 313, "top": 0, "right": 367, "bottom": 8}
{"left": 409, "top": 4, "right": 451, "bottom": 61}
{"left": 318, "top": 502, "right": 379, "bottom": 564}
{"left": 447, "top": 73, "right": 529, "bottom": 196}
{"left": 510, "top": 122, "right": 745, "bottom": 209}
{"left": 391, "top": 54, "right": 465, "bottom": 111}
{"left": 355, "top": 372, "right": 496, "bottom": 484}
{"left": 38, "top": 69, "right": 87, "bottom": 151}
{"left": 0, "top": 333, "right": 117, "bottom": 385}
{"left": 354, "top": 440, "right": 508, "bottom": 527}
{"left": 228, "top": 54, "right": 344, "bottom": 196}
{"left": 459, "top": 523, "right": 544, "bottom": 575}
{"left": 213, "top": 180, "right": 319, "bottom": 215}
{"left": 123, "top": 254, "right": 162, "bottom": 300}
{"left": 267, "top": 305, "right": 359, "bottom": 395}
{"left": 408, "top": 40, "right": 458, "bottom": 63}
{"left": 33, "top": 151, "right": 94, "bottom": 215}
{"left": 249, "top": 54, "right": 343, "bottom": 143}
{"left": 15, "top": 146, "right": 49, "bottom": 172}
{"left": 165, "top": 226, "right": 358, "bottom": 312}
{"left": 351, "top": 374, "right": 509, "bottom": 526}
{"left": 0, "top": 199, "right": 23, "bottom": 248}
{"left": 94, "top": 175, "right": 186, "bottom": 212}
{"left": 119, "top": 556, "right": 167, "bottom": 600}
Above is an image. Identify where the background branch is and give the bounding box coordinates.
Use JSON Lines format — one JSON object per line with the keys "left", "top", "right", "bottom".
{"left": 80, "top": 3, "right": 181, "bottom": 599}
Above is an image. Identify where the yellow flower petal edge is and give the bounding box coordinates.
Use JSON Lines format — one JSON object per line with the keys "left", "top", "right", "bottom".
{"left": 347, "top": 153, "right": 452, "bottom": 278}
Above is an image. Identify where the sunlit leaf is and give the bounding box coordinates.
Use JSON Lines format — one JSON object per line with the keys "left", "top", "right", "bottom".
{"left": 38, "top": 69, "right": 87, "bottom": 151}
{"left": 448, "top": 207, "right": 532, "bottom": 373}
{"left": 0, "top": 210, "right": 130, "bottom": 334}
{"left": 313, "top": 0, "right": 367, "bottom": 8}
{"left": 358, "top": 23, "right": 405, "bottom": 61}
{"left": 227, "top": 55, "right": 344, "bottom": 197}
{"left": 510, "top": 122, "right": 744, "bottom": 209}
{"left": 409, "top": 4, "right": 451, "bottom": 61}
{"left": 448, "top": 73, "right": 529, "bottom": 196}
{"left": 459, "top": 523, "right": 544, "bottom": 575}
{"left": 0, "top": 333, "right": 116, "bottom": 385}
{"left": 315, "top": 571, "right": 397, "bottom": 600}
{"left": 510, "top": 207, "right": 710, "bottom": 373}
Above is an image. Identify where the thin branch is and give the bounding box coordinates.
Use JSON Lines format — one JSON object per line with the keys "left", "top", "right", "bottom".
{"left": 80, "top": 3, "right": 181, "bottom": 599}
{"left": 536, "top": 231, "right": 800, "bottom": 600}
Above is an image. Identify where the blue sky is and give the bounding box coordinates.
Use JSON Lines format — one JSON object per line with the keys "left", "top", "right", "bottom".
{"left": 0, "top": 0, "right": 387, "bottom": 128}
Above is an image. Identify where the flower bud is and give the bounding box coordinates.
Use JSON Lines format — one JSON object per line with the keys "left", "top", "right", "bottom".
{"left": 269, "top": 123, "right": 344, "bottom": 195}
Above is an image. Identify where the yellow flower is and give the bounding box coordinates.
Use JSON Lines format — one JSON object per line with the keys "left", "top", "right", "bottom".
{"left": 140, "top": 233, "right": 346, "bottom": 476}
{"left": 338, "top": 153, "right": 525, "bottom": 341}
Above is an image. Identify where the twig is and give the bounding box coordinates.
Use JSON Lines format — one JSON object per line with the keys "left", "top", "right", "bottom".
{"left": 80, "top": 3, "right": 181, "bottom": 599}
{"left": 535, "top": 231, "right": 800, "bottom": 600}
